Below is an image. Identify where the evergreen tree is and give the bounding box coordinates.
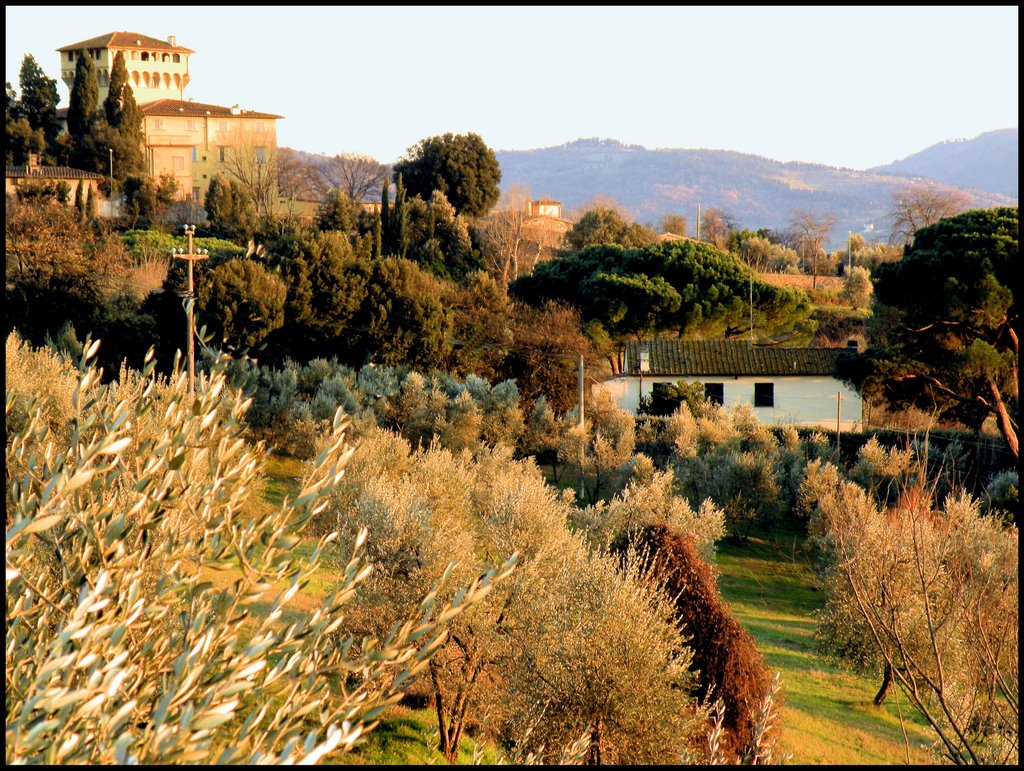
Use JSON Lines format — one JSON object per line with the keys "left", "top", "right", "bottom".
{"left": 74, "top": 180, "right": 86, "bottom": 219}
{"left": 102, "top": 52, "right": 146, "bottom": 183}
{"left": 66, "top": 51, "right": 98, "bottom": 144}
{"left": 393, "top": 173, "right": 408, "bottom": 260}
{"left": 380, "top": 179, "right": 391, "bottom": 255}
{"left": 84, "top": 184, "right": 95, "bottom": 220}
{"left": 372, "top": 210, "right": 382, "bottom": 260}
{"left": 17, "top": 55, "right": 60, "bottom": 161}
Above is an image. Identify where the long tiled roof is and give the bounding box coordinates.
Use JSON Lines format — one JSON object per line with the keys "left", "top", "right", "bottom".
{"left": 58, "top": 32, "right": 194, "bottom": 54}
{"left": 7, "top": 165, "right": 104, "bottom": 180}
{"left": 624, "top": 339, "right": 846, "bottom": 376}
{"left": 139, "top": 99, "right": 283, "bottom": 120}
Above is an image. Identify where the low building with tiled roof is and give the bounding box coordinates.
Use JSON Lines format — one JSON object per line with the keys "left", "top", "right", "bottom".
{"left": 598, "top": 338, "right": 862, "bottom": 430}
{"left": 6, "top": 153, "right": 105, "bottom": 205}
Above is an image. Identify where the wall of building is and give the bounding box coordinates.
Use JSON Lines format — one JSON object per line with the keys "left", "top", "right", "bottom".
{"left": 143, "top": 114, "right": 277, "bottom": 201}
{"left": 61, "top": 46, "right": 189, "bottom": 104}
{"left": 597, "top": 374, "right": 863, "bottom": 431}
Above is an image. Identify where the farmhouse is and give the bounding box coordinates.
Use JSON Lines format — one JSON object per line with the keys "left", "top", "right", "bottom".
{"left": 598, "top": 338, "right": 862, "bottom": 431}
{"left": 6, "top": 152, "right": 104, "bottom": 203}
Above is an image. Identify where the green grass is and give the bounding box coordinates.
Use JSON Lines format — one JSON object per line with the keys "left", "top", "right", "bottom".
{"left": 714, "top": 531, "right": 938, "bottom": 765}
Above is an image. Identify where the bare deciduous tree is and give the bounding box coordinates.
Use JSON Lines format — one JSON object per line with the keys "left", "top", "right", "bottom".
{"left": 222, "top": 133, "right": 278, "bottom": 217}
{"left": 888, "top": 184, "right": 972, "bottom": 246}
{"left": 318, "top": 152, "right": 389, "bottom": 203}
{"left": 481, "top": 184, "right": 534, "bottom": 285}
{"left": 699, "top": 207, "right": 736, "bottom": 250}
{"left": 788, "top": 210, "right": 837, "bottom": 288}
{"left": 276, "top": 146, "right": 323, "bottom": 201}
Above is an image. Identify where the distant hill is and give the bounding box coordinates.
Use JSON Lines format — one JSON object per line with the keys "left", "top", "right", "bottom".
{"left": 869, "top": 129, "right": 1018, "bottom": 198}
{"left": 494, "top": 138, "right": 1016, "bottom": 250}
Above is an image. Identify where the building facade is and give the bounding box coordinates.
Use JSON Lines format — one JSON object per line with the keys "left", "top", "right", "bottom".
{"left": 598, "top": 338, "right": 862, "bottom": 431}
{"left": 56, "top": 32, "right": 281, "bottom": 204}
{"left": 6, "top": 153, "right": 104, "bottom": 204}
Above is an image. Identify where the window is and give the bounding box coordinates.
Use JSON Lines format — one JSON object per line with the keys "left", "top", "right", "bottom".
{"left": 67, "top": 52, "right": 74, "bottom": 62}
{"left": 173, "top": 53, "right": 180, "bottom": 63}
{"left": 141, "top": 52, "right": 149, "bottom": 61}
{"left": 192, "top": 187, "right": 200, "bottom": 202}
{"left": 154, "top": 119, "right": 165, "bottom": 130}
{"left": 186, "top": 119, "right": 196, "bottom": 131}
{"left": 218, "top": 147, "right": 226, "bottom": 162}
{"left": 172, "top": 156, "right": 184, "bottom": 171}
{"left": 704, "top": 383, "right": 724, "bottom": 405}
{"left": 753, "top": 382, "right": 774, "bottom": 408}
{"left": 255, "top": 147, "right": 266, "bottom": 164}
{"left": 191, "top": 147, "right": 198, "bottom": 162}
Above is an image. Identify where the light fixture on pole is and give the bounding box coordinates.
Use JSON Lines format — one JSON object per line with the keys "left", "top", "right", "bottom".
{"left": 173, "top": 225, "right": 208, "bottom": 393}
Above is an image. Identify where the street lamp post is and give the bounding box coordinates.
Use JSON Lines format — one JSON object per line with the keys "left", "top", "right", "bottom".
{"left": 108, "top": 149, "right": 114, "bottom": 214}
{"left": 173, "top": 225, "right": 208, "bottom": 393}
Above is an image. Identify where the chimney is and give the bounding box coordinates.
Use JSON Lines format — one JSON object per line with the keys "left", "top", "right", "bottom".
{"left": 230, "top": 104, "right": 241, "bottom": 115}
{"left": 167, "top": 35, "right": 177, "bottom": 47}
{"left": 27, "top": 152, "right": 40, "bottom": 173}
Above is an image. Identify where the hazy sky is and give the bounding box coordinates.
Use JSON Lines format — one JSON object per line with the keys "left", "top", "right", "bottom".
{"left": 6, "top": 5, "right": 1018, "bottom": 169}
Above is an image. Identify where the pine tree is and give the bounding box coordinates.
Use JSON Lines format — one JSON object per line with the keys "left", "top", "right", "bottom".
{"left": 17, "top": 54, "right": 60, "bottom": 160}
{"left": 380, "top": 179, "right": 391, "bottom": 256}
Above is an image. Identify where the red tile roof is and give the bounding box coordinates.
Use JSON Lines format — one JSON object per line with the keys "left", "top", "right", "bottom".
{"left": 7, "top": 165, "right": 104, "bottom": 180}
{"left": 140, "top": 99, "right": 283, "bottom": 120}
{"left": 58, "top": 32, "right": 194, "bottom": 54}
{"left": 625, "top": 339, "right": 847, "bottom": 376}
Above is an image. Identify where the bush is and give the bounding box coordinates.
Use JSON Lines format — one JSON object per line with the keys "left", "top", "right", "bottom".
{"left": 611, "top": 523, "right": 775, "bottom": 760}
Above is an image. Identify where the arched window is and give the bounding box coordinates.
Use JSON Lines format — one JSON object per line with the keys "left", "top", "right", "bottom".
{"left": 142, "top": 72, "right": 151, "bottom": 87}
{"left": 132, "top": 71, "right": 140, "bottom": 87}
{"left": 173, "top": 73, "right": 182, "bottom": 90}
{"left": 163, "top": 72, "right": 171, "bottom": 89}
{"left": 172, "top": 53, "right": 180, "bottom": 63}
{"left": 162, "top": 53, "right": 169, "bottom": 62}
{"left": 141, "top": 52, "right": 149, "bottom": 61}
{"left": 130, "top": 50, "right": 138, "bottom": 60}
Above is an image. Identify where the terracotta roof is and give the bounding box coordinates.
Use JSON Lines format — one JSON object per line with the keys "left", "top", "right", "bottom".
{"left": 58, "top": 32, "right": 194, "bottom": 54}
{"left": 7, "top": 165, "right": 104, "bottom": 180}
{"left": 139, "top": 99, "right": 283, "bottom": 120}
{"left": 655, "top": 232, "right": 699, "bottom": 243}
{"left": 624, "top": 339, "right": 846, "bottom": 376}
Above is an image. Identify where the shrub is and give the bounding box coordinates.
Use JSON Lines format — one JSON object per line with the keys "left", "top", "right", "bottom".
{"left": 610, "top": 523, "right": 775, "bottom": 760}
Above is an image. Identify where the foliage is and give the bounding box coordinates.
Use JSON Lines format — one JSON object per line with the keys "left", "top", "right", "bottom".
{"left": 839, "top": 265, "right": 872, "bottom": 309}
{"left": 638, "top": 379, "right": 708, "bottom": 417}
{"left": 9, "top": 54, "right": 60, "bottom": 163}
{"left": 562, "top": 206, "right": 656, "bottom": 253}
{"left": 844, "top": 207, "right": 1018, "bottom": 457}
{"left": 511, "top": 239, "right": 812, "bottom": 344}
{"left": 101, "top": 51, "right": 146, "bottom": 183}
{"left": 314, "top": 188, "right": 360, "bottom": 233}
{"left": 204, "top": 174, "right": 258, "bottom": 243}
{"left": 612, "top": 524, "right": 775, "bottom": 760}
{"left": 804, "top": 463, "right": 1019, "bottom": 764}
{"left": 199, "top": 258, "right": 287, "bottom": 351}
{"left": 122, "top": 173, "right": 178, "bottom": 227}
{"left": 5, "top": 337, "right": 513, "bottom": 764}
{"left": 393, "top": 132, "right": 502, "bottom": 219}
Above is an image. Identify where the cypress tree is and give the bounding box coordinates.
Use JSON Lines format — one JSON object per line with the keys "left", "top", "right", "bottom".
{"left": 372, "top": 210, "right": 382, "bottom": 260}
{"left": 393, "top": 174, "right": 408, "bottom": 260}
{"left": 103, "top": 52, "right": 145, "bottom": 181}
{"left": 84, "top": 184, "right": 95, "bottom": 220}
{"left": 380, "top": 179, "right": 391, "bottom": 256}
{"left": 74, "top": 180, "right": 86, "bottom": 218}
{"left": 66, "top": 51, "right": 98, "bottom": 143}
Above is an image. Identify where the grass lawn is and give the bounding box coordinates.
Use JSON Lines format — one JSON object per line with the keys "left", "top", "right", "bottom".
{"left": 714, "top": 531, "right": 938, "bottom": 765}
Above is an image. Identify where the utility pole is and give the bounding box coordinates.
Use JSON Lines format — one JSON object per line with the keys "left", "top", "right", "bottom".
{"left": 108, "top": 148, "right": 114, "bottom": 215}
{"left": 578, "top": 353, "right": 585, "bottom": 499}
{"left": 173, "top": 225, "right": 208, "bottom": 393}
{"left": 836, "top": 392, "right": 842, "bottom": 451}
{"left": 847, "top": 230, "right": 853, "bottom": 274}
{"left": 696, "top": 204, "right": 701, "bottom": 241}
{"left": 749, "top": 272, "right": 754, "bottom": 345}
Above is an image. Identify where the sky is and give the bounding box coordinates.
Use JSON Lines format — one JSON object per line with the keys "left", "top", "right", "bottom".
{"left": 6, "top": 5, "right": 1018, "bottom": 169}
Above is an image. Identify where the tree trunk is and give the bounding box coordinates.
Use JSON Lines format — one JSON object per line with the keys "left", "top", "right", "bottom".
{"left": 589, "top": 718, "right": 602, "bottom": 765}
{"left": 873, "top": 662, "right": 894, "bottom": 706}
{"left": 988, "top": 377, "right": 1019, "bottom": 461}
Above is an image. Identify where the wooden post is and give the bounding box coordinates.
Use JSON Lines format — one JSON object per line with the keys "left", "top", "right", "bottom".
{"left": 578, "top": 354, "right": 585, "bottom": 499}
{"left": 836, "top": 392, "right": 842, "bottom": 451}
{"left": 173, "top": 225, "right": 208, "bottom": 393}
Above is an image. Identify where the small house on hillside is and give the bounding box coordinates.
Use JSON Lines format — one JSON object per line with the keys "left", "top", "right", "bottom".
{"left": 6, "top": 153, "right": 104, "bottom": 204}
{"left": 598, "top": 338, "right": 862, "bottom": 431}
